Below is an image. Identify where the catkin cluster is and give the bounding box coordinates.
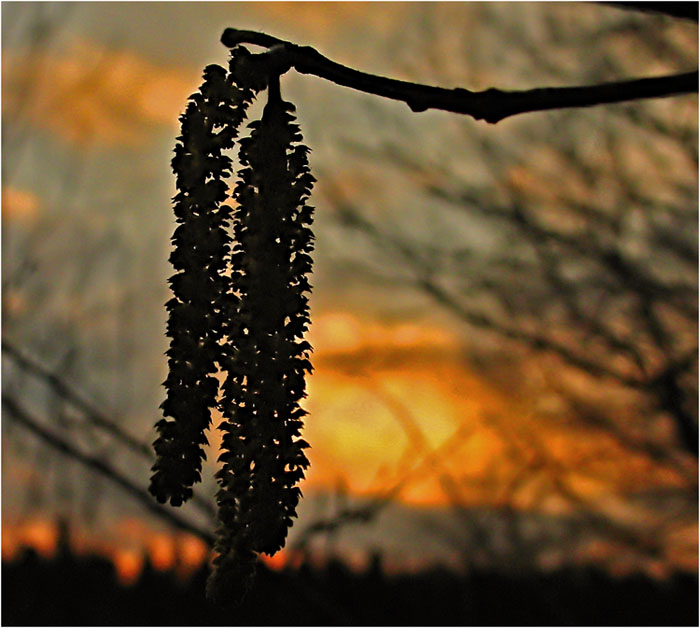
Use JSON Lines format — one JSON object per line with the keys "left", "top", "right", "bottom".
{"left": 209, "top": 75, "right": 314, "bottom": 602}
{"left": 149, "top": 47, "right": 314, "bottom": 604}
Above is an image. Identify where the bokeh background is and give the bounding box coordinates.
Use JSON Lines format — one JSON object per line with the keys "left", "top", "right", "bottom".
{"left": 2, "top": 1, "right": 698, "bottom": 622}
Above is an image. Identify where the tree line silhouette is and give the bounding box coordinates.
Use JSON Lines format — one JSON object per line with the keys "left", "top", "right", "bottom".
{"left": 3, "top": 536, "right": 698, "bottom": 626}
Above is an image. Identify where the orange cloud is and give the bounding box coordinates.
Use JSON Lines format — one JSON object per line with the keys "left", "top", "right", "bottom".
{"left": 3, "top": 39, "right": 195, "bottom": 147}
{"left": 310, "top": 311, "right": 454, "bottom": 357}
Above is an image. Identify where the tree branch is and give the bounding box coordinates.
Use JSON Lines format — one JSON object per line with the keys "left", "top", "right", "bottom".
{"left": 221, "top": 28, "right": 698, "bottom": 124}
{"left": 2, "top": 339, "right": 218, "bottom": 520}
{"left": 601, "top": 2, "right": 699, "bottom": 22}
{"left": 3, "top": 393, "right": 216, "bottom": 546}
{"left": 2, "top": 340, "right": 150, "bottom": 457}
{"left": 3, "top": 393, "right": 356, "bottom": 623}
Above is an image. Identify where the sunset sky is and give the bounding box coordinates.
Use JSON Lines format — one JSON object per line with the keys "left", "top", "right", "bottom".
{"left": 2, "top": 2, "right": 697, "bottom": 582}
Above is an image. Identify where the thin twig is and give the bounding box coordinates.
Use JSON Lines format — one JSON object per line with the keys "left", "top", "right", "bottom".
{"left": 3, "top": 393, "right": 216, "bottom": 546}
{"left": 3, "top": 395, "right": 356, "bottom": 623}
{"left": 221, "top": 28, "right": 698, "bottom": 124}
{"left": 2, "top": 340, "right": 150, "bottom": 457}
{"left": 2, "top": 339, "right": 219, "bottom": 520}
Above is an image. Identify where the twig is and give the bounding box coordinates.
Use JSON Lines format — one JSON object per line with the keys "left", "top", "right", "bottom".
{"left": 3, "top": 394, "right": 356, "bottom": 623}
{"left": 2, "top": 340, "right": 149, "bottom": 457}
{"left": 324, "top": 185, "right": 643, "bottom": 387}
{"left": 601, "top": 2, "right": 699, "bottom": 21}
{"left": 2, "top": 339, "right": 219, "bottom": 520}
{"left": 3, "top": 393, "right": 216, "bottom": 546}
{"left": 221, "top": 28, "right": 698, "bottom": 124}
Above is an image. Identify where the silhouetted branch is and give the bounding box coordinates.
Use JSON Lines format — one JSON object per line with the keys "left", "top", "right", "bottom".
{"left": 327, "top": 188, "right": 643, "bottom": 388}
{"left": 2, "top": 339, "right": 219, "bottom": 520}
{"left": 2, "top": 394, "right": 216, "bottom": 546}
{"left": 292, "top": 415, "right": 476, "bottom": 552}
{"left": 221, "top": 28, "right": 698, "bottom": 124}
{"left": 602, "top": 2, "right": 699, "bottom": 22}
{"left": 490, "top": 413, "right": 669, "bottom": 559}
{"left": 2, "top": 340, "right": 150, "bottom": 457}
{"left": 293, "top": 501, "right": 384, "bottom": 552}
{"left": 558, "top": 385, "right": 697, "bottom": 482}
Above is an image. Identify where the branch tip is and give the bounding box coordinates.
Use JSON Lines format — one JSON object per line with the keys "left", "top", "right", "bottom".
{"left": 221, "top": 27, "right": 698, "bottom": 123}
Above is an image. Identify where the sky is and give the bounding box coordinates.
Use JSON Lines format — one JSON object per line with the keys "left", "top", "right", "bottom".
{"left": 2, "top": 2, "right": 697, "bottom": 581}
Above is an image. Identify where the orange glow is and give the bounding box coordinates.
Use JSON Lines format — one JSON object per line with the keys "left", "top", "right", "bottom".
{"left": 3, "top": 38, "right": 194, "bottom": 147}
{"left": 114, "top": 549, "right": 143, "bottom": 585}
{"left": 303, "top": 312, "right": 522, "bottom": 504}
{"left": 2, "top": 186, "right": 41, "bottom": 224}
{"left": 304, "top": 362, "right": 509, "bottom": 506}
{"left": 114, "top": 519, "right": 209, "bottom": 576}
{"left": 2, "top": 520, "right": 62, "bottom": 561}
{"left": 148, "top": 534, "right": 175, "bottom": 571}
{"left": 298, "top": 311, "right": 694, "bottom": 513}
{"left": 2, "top": 319, "right": 696, "bottom": 576}
{"left": 260, "top": 551, "right": 288, "bottom": 572}
{"left": 15, "top": 520, "right": 57, "bottom": 558}
{"left": 177, "top": 535, "right": 208, "bottom": 574}
{"left": 2, "top": 519, "right": 213, "bottom": 583}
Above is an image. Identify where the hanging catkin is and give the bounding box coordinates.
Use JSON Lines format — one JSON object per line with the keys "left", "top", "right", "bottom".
{"left": 150, "top": 45, "right": 314, "bottom": 605}
{"left": 150, "top": 51, "right": 257, "bottom": 507}
{"left": 207, "top": 73, "right": 314, "bottom": 603}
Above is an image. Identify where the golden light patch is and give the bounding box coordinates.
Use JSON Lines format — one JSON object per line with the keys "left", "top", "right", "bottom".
{"left": 148, "top": 534, "right": 175, "bottom": 571}
{"left": 3, "top": 38, "right": 195, "bottom": 147}
{"left": 113, "top": 549, "right": 143, "bottom": 585}
{"left": 3, "top": 519, "right": 57, "bottom": 559}
{"left": 176, "top": 535, "right": 208, "bottom": 575}
{"left": 303, "top": 312, "right": 510, "bottom": 504}
{"left": 311, "top": 311, "right": 365, "bottom": 354}
{"left": 304, "top": 367, "right": 506, "bottom": 506}
{"left": 300, "top": 310, "right": 694, "bottom": 511}
{"left": 2, "top": 186, "right": 41, "bottom": 224}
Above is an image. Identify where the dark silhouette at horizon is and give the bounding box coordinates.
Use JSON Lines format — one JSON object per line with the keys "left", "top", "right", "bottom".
{"left": 3, "top": 540, "right": 697, "bottom": 626}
